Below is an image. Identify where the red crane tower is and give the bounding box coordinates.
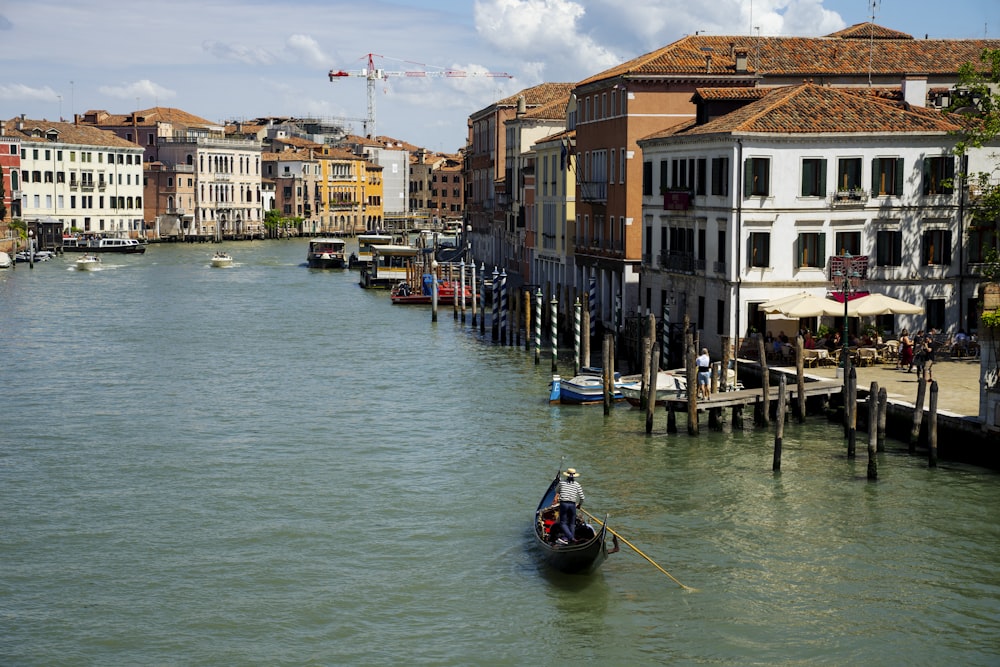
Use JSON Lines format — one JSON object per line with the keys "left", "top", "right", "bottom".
{"left": 328, "top": 52, "right": 512, "bottom": 139}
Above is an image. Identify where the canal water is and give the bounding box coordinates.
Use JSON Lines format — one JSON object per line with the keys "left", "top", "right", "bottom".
{"left": 2, "top": 241, "right": 999, "bottom": 666}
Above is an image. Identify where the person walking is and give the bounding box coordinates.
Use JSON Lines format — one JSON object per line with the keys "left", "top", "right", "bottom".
{"left": 899, "top": 329, "right": 913, "bottom": 371}
{"left": 554, "top": 468, "right": 584, "bottom": 545}
{"left": 696, "top": 347, "right": 711, "bottom": 401}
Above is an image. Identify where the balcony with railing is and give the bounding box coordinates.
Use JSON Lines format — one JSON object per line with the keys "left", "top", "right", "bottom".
{"left": 578, "top": 180, "right": 607, "bottom": 203}
{"left": 830, "top": 189, "right": 869, "bottom": 208}
{"left": 659, "top": 250, "right": 697, "bottom": 274}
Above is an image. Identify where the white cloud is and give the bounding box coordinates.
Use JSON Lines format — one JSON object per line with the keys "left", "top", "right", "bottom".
{"left": 474, "top": 0, "right": 622, "bottom": 81}
{"left": 285, "top": 34, "right": 330, "bottom": 69}
{"left": 97, "top": 79, "right": 176, "bottom": 102}
{"left": 0, "top": 83, "right": 60, "bottom": 102}
{"left": 202, "top": 40, "right": 276, "bottom": 66}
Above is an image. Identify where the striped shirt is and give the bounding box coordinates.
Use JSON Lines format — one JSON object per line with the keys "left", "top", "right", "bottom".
{"left": 557, "top": 480, "right": 584, "bottom": 504}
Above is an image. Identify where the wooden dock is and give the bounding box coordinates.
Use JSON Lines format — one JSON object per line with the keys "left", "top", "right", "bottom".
{"left": 662, "top": 379, "right": 842, "bottom": 411}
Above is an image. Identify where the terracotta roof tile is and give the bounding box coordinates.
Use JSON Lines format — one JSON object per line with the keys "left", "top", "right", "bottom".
{"left": 4, "top": 117, "right": 142, "bottom": 149}
{"left": 496, "top": 82, "right": 575, "bottom": 107}
{"left": 826, "top": 22, "right": 914, "bottom": 40}
{"left": 577, "top": 25, "right": 1000, "bottom": 84}
{"left": 678, "top": 83, "right": 963, "bottom": 136}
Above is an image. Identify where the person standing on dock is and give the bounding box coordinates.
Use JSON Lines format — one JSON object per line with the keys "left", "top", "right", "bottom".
{"left": 696, "top": 348, "right": 711, "bottom": 401}
{"left": 555, "top": 469, "right": 584, "bottom": 545}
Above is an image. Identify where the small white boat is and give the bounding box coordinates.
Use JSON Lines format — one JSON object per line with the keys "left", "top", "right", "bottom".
{"left": 549, "top": 372, "right": 626, "bottom": 405}
{"left": 75, "top": 254, "right": 102, "bottom": 271}
{"left": 211, "top": 251, "right": 233, "bottom": 268}
{"left": 0, "top": 251, "right": 11, "bottom": 268}
{"left": 619, "top": 371, "right": 688, "bottom": 406}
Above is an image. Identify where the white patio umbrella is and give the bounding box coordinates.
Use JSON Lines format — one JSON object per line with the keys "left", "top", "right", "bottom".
{"left": 759, "top": 291, "right": 814, "bottom": 310}
{"left": 846, "top": 293, "right": 923, "bottom": 317}
{"left": 761, "top": 293, "right": 844, "bottom": 318}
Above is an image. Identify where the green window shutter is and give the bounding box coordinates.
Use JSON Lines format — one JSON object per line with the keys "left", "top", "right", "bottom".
{"left": 801, "top": 162, "right": 810, "bottom": 196}
{"left": 819, "top": 159, "right": 827, "bottom": 195}
{"left": 893, "top": 231, "right": 902, "bottom": 265}
{"left": 894, "top": 158, "right": 904, "bottom": 194}
{"left": 944, "top": 230, "right": 953, "bottom": 263}
{"left": 744, "top": 159, "right": 753, "bottom": 197}
{"left": 871, "top": 158, "right": 880, "bottom": 193}
{"left": 818, "top": 234, "right": 826, "bottom": 269}
{"left": 795, "top": 235, "right": 802, "bottom": 268}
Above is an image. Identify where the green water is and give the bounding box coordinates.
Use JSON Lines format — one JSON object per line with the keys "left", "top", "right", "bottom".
{"left": 2, "top": 241, "right": 998, "bottom": 666}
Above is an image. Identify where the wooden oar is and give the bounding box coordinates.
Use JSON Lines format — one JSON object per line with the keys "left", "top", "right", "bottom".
{"left": 580, "top": 508, "right": 696, "bottom": 592}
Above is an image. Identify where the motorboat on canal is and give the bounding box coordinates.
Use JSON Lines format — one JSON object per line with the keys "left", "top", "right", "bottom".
{"left": 15, "top": 250, "right": 56, "bottom": 262}
{"left": 389, "top": 276, "right": 473, "bottom": 305}
{"left": 210, "top": 251, "right": 234, "bottom": 268}
{"left": 62, "top": 236, "right": 147, "bottom": 254}
{"left": 533, "top": 473, "right": 611, "bottom": 574}
{"left": 549, "top": 369, "right": 626, "bottom": 405}
{"left": 75, "top": 254, "right": 102, "bottom": 271}
{"left": 0, "top": 251, "right": 13, "bottom": 268}
{"left": 306, "top": 237, "right": 347, "bottom": 269}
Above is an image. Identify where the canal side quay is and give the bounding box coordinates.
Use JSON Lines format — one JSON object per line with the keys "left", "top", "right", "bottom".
{"left": 734, "top": 357, "right": 996, "bottom": 468}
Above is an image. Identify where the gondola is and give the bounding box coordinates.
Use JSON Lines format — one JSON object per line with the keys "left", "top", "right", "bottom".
{"left": 532, "top": 473, "right": 611, "bottom": 574}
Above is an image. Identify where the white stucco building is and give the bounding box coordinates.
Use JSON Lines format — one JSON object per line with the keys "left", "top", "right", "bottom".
{"left": 638, "top": 83, "right": 996, "bottom": 356}
{"left": 8, "top": 117, "right": 145, "bottom": 237}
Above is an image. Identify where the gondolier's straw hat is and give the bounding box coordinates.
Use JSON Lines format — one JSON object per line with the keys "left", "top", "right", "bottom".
{"left": 564, "top": 468, "right": 579, "bottom": 478}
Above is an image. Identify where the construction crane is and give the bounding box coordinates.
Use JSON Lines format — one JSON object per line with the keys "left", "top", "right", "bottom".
{"left": 328, "top": 52, "right": 512, "bottom": 139}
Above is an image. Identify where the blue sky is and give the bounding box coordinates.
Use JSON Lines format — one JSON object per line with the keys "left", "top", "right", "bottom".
{"left": 2, "top": 0, "right": 998, "bottom": 153}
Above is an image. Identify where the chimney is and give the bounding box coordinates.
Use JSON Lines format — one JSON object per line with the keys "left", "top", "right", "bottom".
{"left": 902, "top": 76, "right": 928, "bottom": 107}
{"left": 516, "top": 95, "right": 526, "bottom": 117}
{"left": 735, "top": 50, "right": 748, "bottom": 73}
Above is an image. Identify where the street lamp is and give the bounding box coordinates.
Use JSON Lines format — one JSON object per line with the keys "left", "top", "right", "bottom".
{"left": 27, "top": 228, "right": 34, "bottom": 269}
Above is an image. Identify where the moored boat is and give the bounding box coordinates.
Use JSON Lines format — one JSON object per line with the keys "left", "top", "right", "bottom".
{"left": 306, "top": 237, "right": 347, "bottom": 269}
{"left": 210, "top": 251, "right": 233, "bottom": 268}
{"left": 389, "top": 276, "right": 473, "bottom": 304}
{"left": 0, "top": 251, "right": 12, "bottom": 268}
{"left": 549, "top": 372, "right": 625, "bottom": 405}
{"left": 619, "top": 371, "right": 688, "bottom": 406}
{"left": 359, "top": 244, "right": 419, "bottom": 288}
{"left": 349, "top": 233, "right": 395, "bottom": 269}
{"left": 75, "top": 254, "right": 102, "bottom": 271}
{"left": 533, "top": 473, "right": 610, "bottom": 574}
{"left": 62, "top": 236, "right": 146, "bottom": 254}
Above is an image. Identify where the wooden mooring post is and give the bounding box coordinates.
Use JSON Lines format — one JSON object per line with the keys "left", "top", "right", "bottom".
{"left": 756, "top": 335, "right": 770, "bottom": 426}
{"left": 867, "top": 381, "right": 878, "bottom": 480}
{"left": 685, "top": 317, "right": 698, "bottom": 435}
{"left": 603, "top": 334, "right": 613, "bottom": 416}
{"left": 846, "top": 366, "right": 857, "bottom": 458}
{"left": 773, "top": 374, "right": 787, "bottom": 471}
{"left": 720, "top": 336, "right": 731, "bottom": 392}
{"left": 928, "top": 380, "right": 939, "bottom": 468}
{"left": 877, "top": 387, "right": 888, "bottom": 452}
{"left": 909, "top": 376, "right": 927, "bottom": 453}
{"left": 796, "top": 335, "right": 806, "bottom": 422}
{"left": 646, "top": 342, "right": 659, "bottom": 434}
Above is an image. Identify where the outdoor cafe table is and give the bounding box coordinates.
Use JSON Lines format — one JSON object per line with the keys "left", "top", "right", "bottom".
{"left": 802, "top": 348, "right": 829, "bottom": 367}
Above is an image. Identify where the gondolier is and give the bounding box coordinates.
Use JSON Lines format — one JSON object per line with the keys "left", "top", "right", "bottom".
{"left": 555, "top": 468, "right": 584, "bottom": 545}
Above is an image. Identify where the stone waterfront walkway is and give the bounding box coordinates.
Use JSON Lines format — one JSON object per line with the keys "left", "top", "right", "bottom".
{"left": 768, "top": 357, "right": 983, "bottom": 418}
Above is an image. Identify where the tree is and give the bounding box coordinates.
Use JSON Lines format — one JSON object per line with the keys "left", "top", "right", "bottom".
{"left": 951, "top": 48, "right": 1000, "bottom": 249}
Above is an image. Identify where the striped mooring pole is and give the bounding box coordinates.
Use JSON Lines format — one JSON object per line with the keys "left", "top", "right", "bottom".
{"left": 491, "top": 267, "right": 499, "bottom": 343}
{"left": 550, "top": 296, "right": 558, "bottom": 372}
{"left": 499, "top": 269, "right": 508, "bottom": 346}
{"left": 574, "top": 297, "right": 581, "bottom": 376}
{"left": 534, "top": 288, "right": 542, "bottom": 365}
